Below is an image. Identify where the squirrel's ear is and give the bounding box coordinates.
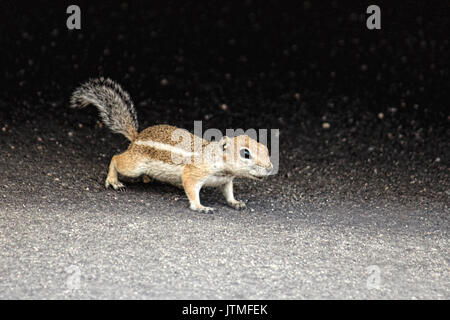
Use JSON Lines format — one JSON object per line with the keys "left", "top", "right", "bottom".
{"left": 220, "top": 136, "right": 231, "bottom": 150}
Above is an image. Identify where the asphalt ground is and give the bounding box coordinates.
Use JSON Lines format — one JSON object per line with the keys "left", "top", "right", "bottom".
{"left": 0, "top": 1, "right": 448, "bottom": 299}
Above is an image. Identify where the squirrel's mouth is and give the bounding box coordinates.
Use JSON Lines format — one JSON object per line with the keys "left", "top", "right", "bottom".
{"left": 248, "top": 174, "right": 264, "bottom": 181}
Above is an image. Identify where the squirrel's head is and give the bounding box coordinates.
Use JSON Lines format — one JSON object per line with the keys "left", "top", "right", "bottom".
{"left": 220, "top": 135, "right": 273, "bottom": 180}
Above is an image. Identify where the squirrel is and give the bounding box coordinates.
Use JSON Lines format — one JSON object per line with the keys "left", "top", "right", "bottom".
{"left": 70, "top": 78, "right": 273, "bottom": 212}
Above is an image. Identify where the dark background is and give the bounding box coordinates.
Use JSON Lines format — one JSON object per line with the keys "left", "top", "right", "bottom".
{"left": 1, "top": 0, "right": 448, "bottom": 130}
{"left": 0, "top": 0, "right": 448, "bottom": 299}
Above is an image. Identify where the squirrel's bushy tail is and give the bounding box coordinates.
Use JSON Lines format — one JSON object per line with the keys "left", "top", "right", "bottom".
{"left": 70, "top": 77, "right": 139, "bottom": 141}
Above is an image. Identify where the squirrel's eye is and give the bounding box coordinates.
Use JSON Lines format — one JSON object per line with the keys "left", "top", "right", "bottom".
{"left": 240, "top": 148, "right": 251, "bottom": 159}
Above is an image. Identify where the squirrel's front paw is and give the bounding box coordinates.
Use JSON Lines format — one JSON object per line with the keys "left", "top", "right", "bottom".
{"left": 190, "top": 204, "right": 215, "bottom": 213}
{"left": 229, "top": 200, "right": 246, "bottom": 210}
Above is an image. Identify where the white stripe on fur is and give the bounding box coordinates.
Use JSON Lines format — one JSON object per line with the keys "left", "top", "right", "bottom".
{"left": 134, "top": 140, "right": 199, "bottom": 158}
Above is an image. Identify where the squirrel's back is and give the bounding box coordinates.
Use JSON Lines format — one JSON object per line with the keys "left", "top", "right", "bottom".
{"left": 129, "top": 124, "right": 211, "bottom": 166}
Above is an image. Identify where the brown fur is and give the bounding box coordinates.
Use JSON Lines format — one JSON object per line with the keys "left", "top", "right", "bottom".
{"left": 137, "top": 124, "right": 209, "bottom": 150}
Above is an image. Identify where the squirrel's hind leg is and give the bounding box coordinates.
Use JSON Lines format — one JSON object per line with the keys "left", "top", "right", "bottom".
{"left": 105, "top": 152, "right": 141, "bottom": 191}
{"left": 105, "top": 154, "right": 125, "bottom": 190}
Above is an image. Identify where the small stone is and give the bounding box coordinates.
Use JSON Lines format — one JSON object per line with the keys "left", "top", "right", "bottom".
{"left": 389, "top": 107, "right": 398, "bottom": 113}
{"left": 322, "top": 122, "right": 330, "bottom": 129}
{"left": 377, "top": 112, "right": 384, "bottom": 119}
{"left": 220, "top": 104, "right": 228, "bottom": 111}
